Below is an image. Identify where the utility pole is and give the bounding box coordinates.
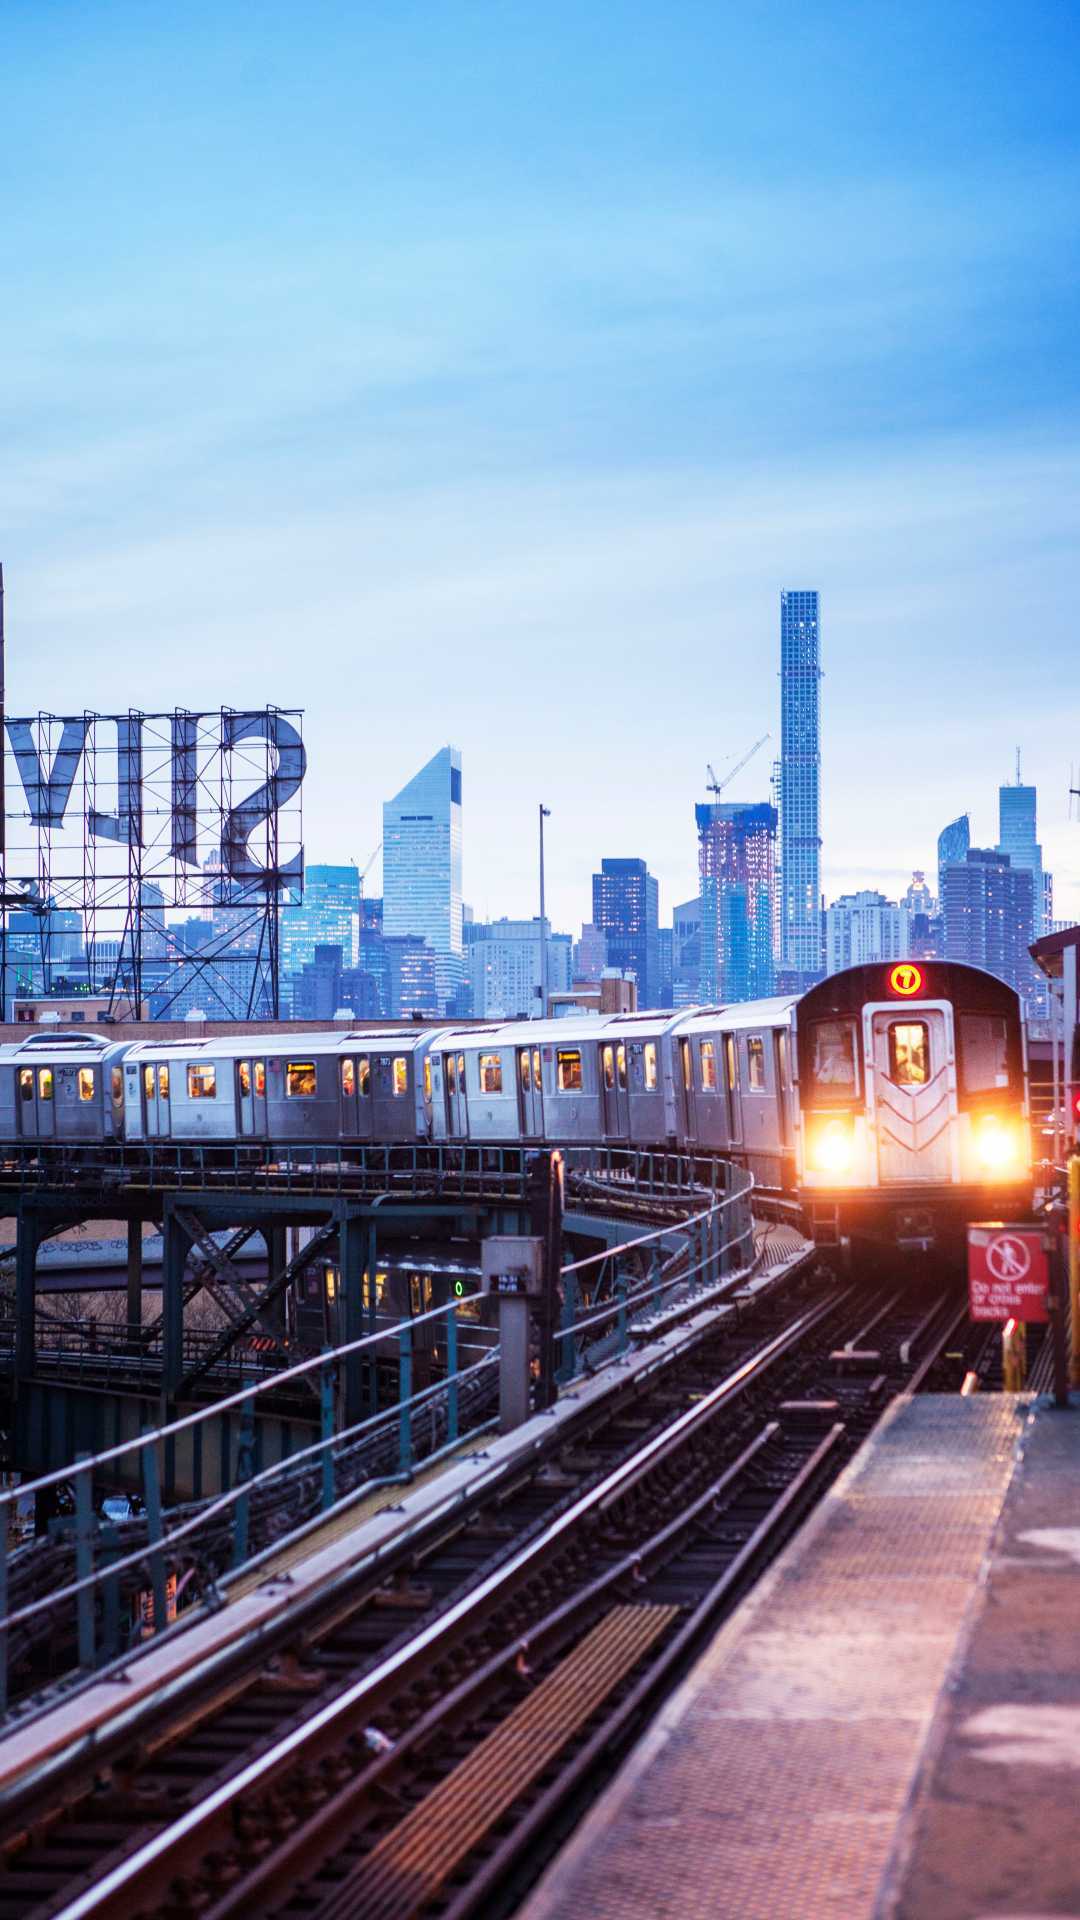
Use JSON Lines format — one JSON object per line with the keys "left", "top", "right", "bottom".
{"left": 538, "top": 805, "right": 550, "bottom": 1019}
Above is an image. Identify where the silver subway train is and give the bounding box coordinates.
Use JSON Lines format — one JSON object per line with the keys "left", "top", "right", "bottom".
{"left": 0, "top": 960, "right": 1033, "bottom": 1257}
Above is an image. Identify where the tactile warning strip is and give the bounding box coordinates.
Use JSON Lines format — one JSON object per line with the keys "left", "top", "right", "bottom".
{"left": 522, "top": 1394, "right": 1029, "bottom": 1920}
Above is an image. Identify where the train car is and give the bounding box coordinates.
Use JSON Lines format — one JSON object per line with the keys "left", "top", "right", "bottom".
{"left": 671, "top": 999, "right": 798, "bottom": 1190}
{"left": 0, "top": 1030, "right": 130, "bottom": 1145}
{"left": 794, "top": 959, "right": 1031, "bottom": 1259}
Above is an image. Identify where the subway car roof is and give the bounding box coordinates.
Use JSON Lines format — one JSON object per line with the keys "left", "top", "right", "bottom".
{"left": 675, "top": 998, "right": 799, "bottom": 1035}
{"left": 122, "top": 1028, "right": 449, "bottom": 1062}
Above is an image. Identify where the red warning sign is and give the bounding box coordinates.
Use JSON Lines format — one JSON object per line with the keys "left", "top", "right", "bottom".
{"left": 967, "top": 1225, "right": 1049, "bottom": 1322}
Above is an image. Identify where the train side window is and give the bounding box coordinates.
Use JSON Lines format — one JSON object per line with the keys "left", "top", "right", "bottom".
{"left": 616, "top": 1043, "right": 627, "bottom": 1090}
{"left": 888, "top": 1022, "right": 929, "bottom": 1087}
{"left": 557, "top": 1049, "right": 582, "bottom": 1092}
{"left": 602, "top": 1045, "right": 615, "bottom": 1091}
{"left": 519, "top": 1050, "right": 531, "bottom": 1092}
{"left": 643, "top": 1041, "right": 658, "bottom": 1091}
{"left": 747, "top": 1037, "right": 766, "bottom": 1090}
{"left": 286, "top": 1062, "right": 317, "bottom": 1098}
{"left": 357, "top": 1056, "right": 370, "bottom": 1096}
{"left": 680, "top": 1037, "right": 693, "bottom": 1091}
{"left": 533, "top": 1048, "right": 542, "bottom": 1090}
{"left": 143, "top": 1065, "right": 155, "bottom": 1100}
{"left": 724, "top": 1034, "right": 737, "bottom": 1091}
{"left": 78, "top": 1068, "right": 96, "bottom": 1102}
{"left": 38, "top": 1067, "right": 54, "bottom": 1101}
{"left": 18, "top": 1069, "right": 32, "bottom": 1102}
{"left": 445, "top": 1053, "right": 456, "bottom": 1094}
{"left": 423, "top": 1057, "right": 432, "bottom": 1100}
{"left": 457, "top": 1053, "right": 466, "bottom": 1089}
{"left": 700, "top": 1041, "right": 717, "bottom": 1091}
{"left": 810, "top": 1021, "right": 856, "bottom": 1098}
{"left": 238, "top": 1060, "right": 252, "bottom": 1097}
{"left": 341, "top": 1058, "right": 355, "bottom": 1098}
{"left": 254, "top": 1061, "right": 265, "bottom": 1096}
{"left": 479, "top": 1052, "right": 502, "bottom": 1094}
{"left": 959, "top": 1015, "right": 1010, "bottom": 1092}
{"left": 111, "top": 1067, "right": 123, "bottom": 1102}
{"left": 159, "top": 1064, "right": 170, "bottom": 1099}
{"left": 393, "top": 1056, "right": 408, "bottom": 1097}
{"left": 188, "top": 1063, "right": 217, "bottom": 1100}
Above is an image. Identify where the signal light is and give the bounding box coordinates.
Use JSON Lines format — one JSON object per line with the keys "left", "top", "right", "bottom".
{"left": 889, "top": 963, "right": 923, "bottom": 997}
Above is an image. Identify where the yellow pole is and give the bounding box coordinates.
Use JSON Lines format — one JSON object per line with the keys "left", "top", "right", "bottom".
{"left": 1069, "top": 1155, "right": 1080, "bottom": 1389}
{"left": 1002, "top": 1318, "right": 1027, "bottom": 1393}
{"left": 1060, "top": 1152, "right": 1068, "bottom": 1382}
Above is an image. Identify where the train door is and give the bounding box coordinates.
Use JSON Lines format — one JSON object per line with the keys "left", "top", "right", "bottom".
{"left": 444, "top": 1051, "right": 469, "bottom": 1138}
{"left": 516, "top": 1046, "right": 543, "bottom": 1138}
{"left": 679, "top": 1036, "right": 697, "bottom": 1143}
{"left": 773, "top": 1031, "right": 790, "bottom": 1146}
{"left": 143, "top": 1061, "right": 172, "bottom": 1138}
{"left": 19, "top": 1065, "right": 55, "bottom": 1140}
{"left": 722, "top": 1034, "right": 742, "bottom": 1148}
{"left": 866, "top": 1006, "right": 951, "bottom": 1184}
{"left": 238, "top": 1059, "right": 257, "bottom": 1137}
{"left": 339, "top": 1056, "right": 359, "bottom": 1137}
{"left": 600, "top": 1041, "right": 630, "bottom": 1140}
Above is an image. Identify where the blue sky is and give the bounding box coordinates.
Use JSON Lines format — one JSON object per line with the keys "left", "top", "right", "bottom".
{"left": 3, "top": 0, "right": 1078, "bottom": 927}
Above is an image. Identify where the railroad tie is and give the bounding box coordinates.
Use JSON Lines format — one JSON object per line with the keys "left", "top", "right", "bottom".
{"left": 317, "top": 1602, "right": 679, "bottom": 1920}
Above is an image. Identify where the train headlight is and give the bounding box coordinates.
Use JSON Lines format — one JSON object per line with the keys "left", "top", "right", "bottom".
{"left": 973, "top": 1114, "right": 1025, "bottom": 1177}
{"left": 806, "top": 1115, "right": 855, "bottom": 1178}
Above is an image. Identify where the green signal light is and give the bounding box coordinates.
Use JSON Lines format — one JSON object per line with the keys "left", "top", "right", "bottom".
{"left": 453, "top": 1279, "right": 466, "bottom": 1297}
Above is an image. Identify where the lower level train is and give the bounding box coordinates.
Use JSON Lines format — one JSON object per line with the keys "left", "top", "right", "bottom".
{"left": 0, "top": 960, "right": 1033, "bottom": 1259}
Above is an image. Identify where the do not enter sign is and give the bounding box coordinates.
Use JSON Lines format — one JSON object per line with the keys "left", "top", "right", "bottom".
{"left": 967, "top": 1225, "right": 1049, "bottom": 1322}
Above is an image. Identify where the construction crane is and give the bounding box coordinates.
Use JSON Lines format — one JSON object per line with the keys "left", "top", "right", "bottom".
{"left": 355, "top": 842, "right": 382, "bottom": 913}
{"left": 706, "top": 733, "right": 770, "bottom": 800}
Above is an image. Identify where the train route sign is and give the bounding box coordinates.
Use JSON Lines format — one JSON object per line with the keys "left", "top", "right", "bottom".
{"left": 967, "top": 1224, "right": 1049, "bottom": 1322}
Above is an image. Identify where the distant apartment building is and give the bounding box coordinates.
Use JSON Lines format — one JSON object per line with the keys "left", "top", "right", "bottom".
{"left": 697, "top": 803, "right": 777, "bottom": 1003}
{"left": 573, "top": 923, "right": 607, "bottom": 984}
{"left": 825, "top": 891, "right": 911, "bottom": 976}
{"left": 466, "top": 917, "right": 572, "bottom": 1019}
{"left": 941, "top": 848, "right": 1035, "bottom": 999}
{"left": 382, "top": 746, "right": 464, "bottom": 1014}
{"left": 779, "top": 590, "right": 823, "bottom": 985}
{"left": 591, "top": 859, "right": 659, "bottom": 1008}
{"left": 671, "top": 897, "right": 702, "bottom": 1007}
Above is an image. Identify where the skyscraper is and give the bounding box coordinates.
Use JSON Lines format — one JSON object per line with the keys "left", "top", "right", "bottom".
{"left": 779, "top": 590, "right": 822, "bottom": 985}
{"left": 591, "top": 859, "right": 659, "bottom": 1006}
{"left": 941, "top": 848, "right": 1034, "bottom": 998}
{"left": 937, "top": 815, "right": 970, "bottom": 906}
{"left": 280, "top": 863, "right": 361, "bottom": 990}
{"left": 825, "top": 891, "right": 910, "bottom": 975}
{"left": 382, "top": 746, "right": 463, "bottom": 1013}
{"left": 697, "top": 803, "right": 777, "bottom": 1002}
{"left": 998, "top": 778, "right": 1045, "bottom": 937}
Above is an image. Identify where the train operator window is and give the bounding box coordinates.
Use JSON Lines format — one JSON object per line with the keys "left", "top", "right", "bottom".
{"left": 557, "top": 1050, "right": 582, "bottom": 1092}
{"left": 159, "top": 1065, "right": 170, "bottom": 1098}
{"left": 286, "top": 1062, "right": 317, "bottom": 1098}
{"left": 888, "top": 1023, "right": 929, "bottom": 1087}
{"left": 357, "top": 1056, "right": 370, "bottom": 1096}
{"left": 111, "top": 1067, "right": 123, "bottom": 1102}
{"left": 423, "top": 1058, "right": 432, "bottom": 1100}
{"left": 700, "top": 1042, "right": 717, "bottom": 1091}
{"left": 810, "top": 1020, "right": 856, "bottom": 1099}
{"left": 644, "top": 1041, "right": 658, "bottom": 1091}
{"left": 188, "top": 1063, "right": 217, "bottom": 1100}
{"left": 18, "top": 1069, "right": 32, "bottom": 1102}
{"left": 144, "top": 1065, "right": 155, "bottom": 1100}
{"left": 479, "top": 1053, "right": 503, "bottom": 1095}
{"left": 393, "top": 1057, "right": 408, "bottom": 1097}
{"left": 38, "top": 1068, "right": 53, "bottom": 1101}
{"left": 959, "top": 1015, "right": 1010, "bottom": 1092}
{"left": 341, "top": 1059, "right": 355, "bottom": 1098}
{"left": 747, "top": 1037, "right": 766, "bottom": 1090}
{"left": 238, "top": 1061, "right": 252, "bottom": 1097}
{"left": 78, "top": 1068, "right": 95, "bottom": 1102}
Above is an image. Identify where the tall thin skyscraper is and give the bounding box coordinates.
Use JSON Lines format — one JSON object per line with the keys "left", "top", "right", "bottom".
{"left": 382, "top": 746, "right": 463, "bottom": 1012}
{"left": 779, "top": 590, "right": 822, "bottom": 984}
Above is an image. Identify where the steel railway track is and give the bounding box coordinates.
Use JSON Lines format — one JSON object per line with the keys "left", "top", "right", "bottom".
{"left": 0, "top": 1266, "right": 966, "bottom": 1920}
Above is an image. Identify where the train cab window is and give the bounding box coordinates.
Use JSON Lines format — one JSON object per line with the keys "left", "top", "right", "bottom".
{"left": 479, "top": 1053, "right": 502, "bottom": 1095}
{"left": 680, "top": 1038, "right": 692, "bottom": 1090}
{"left": 238, "top": 1060, "right": 252, "bottom": 1097}
{"left": 519, "top": 1050, "right": 531, "bottom": 1092}
{"left": 445, "top": 1053, "right": 456, "bottom": 1094}
{"left": 341, "top": 1058, "right": 355, "bottom": 1098}
{"left": 357, "top": 1056, "right": 370, "bottom": 1096}
{"left": 557, "top": 1049, "right": 582, "bottom": 1092}
{"left": 533, "top": 1048, "right": 542, "bottom": 1090}
{"left": 700, "top": 1042, "right": 717, "bottom": 1091}
{"left": 143, "top": 1065, "right": 155, "bottom": 1100}
{"left": 747, "top": 1037, "right": 766, "bottom": 1090}
{"left": 724, "top": 1035, "right": 737, "bottom": 1091}
{"left": 959, "top": 1015, "right": 1010, "bottom": 1093}
{"left": 644, "top": 1041, "right": 658, "bottom": 1091}
{"left": 18, "top": 1069, "right": 32, "bottom": 1102}
{"left": 602, "top": 1045, "right": 615, "bottom": 1091}
{"left": 888, "top": 1022, "right": 929, "bottom": 1087}
{"left": 38, "top": 1068, "right": 54, "bottom": 1101}
{"left": 188, "top": 1063, "right": 217, "bottom": 1100}
{"left": 111, "top": 1067, "right": 123, "bottom": 1102}
{"left": 159, "top": 1064, "right": 170, "bottom": 1099}
{"left": 616, "top": 1043, "right": 627, "bottom": 1090}
{"left": 423, "top": 1057, "right": 432, "bottom": 1101}
{"left": 78, "top": 1068, "right": 96, "bottom": 1102}
{"left": 254, "top": 1061, "right": 265, "bottom": 1096}
{"left": 810, "top": 1020, "right": 856, "bottom": 1099}
{"left": 286, "top": 1062, "right": 317, "bottom": 1098}
{"left": 392, "top": 1056, "right": 408, "bottom": 1097}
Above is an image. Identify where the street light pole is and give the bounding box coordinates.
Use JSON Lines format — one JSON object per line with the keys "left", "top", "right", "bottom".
{"left": 538, "top": 804, "right": 551, "bottom": 1019}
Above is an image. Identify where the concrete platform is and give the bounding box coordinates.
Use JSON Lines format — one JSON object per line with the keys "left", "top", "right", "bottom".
{"left": 523, "top": 1391, "right": 1080, "bottom": 1920}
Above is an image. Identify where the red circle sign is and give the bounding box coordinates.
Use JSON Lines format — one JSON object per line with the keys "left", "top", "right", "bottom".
{"left": 889, "top": 963, "right": 923, "bottom": 997}
{"left": 986, "top": 1234, "right": 1031, "bottom": 1282}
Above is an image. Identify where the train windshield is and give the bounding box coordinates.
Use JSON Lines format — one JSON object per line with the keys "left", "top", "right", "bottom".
{"left": 959, "top": 1014, "right": 1010, "bottom": 1093}
{"left": 888, "top": 1022, "right": 929, "bottom": 1087}
{"left": 809, "top": 1020, "right": 857, "bottom": 1101}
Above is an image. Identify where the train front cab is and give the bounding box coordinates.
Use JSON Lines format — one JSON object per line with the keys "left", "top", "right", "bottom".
{"left": 796, "top": 961, "right": 1031, "bottom": 1260}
